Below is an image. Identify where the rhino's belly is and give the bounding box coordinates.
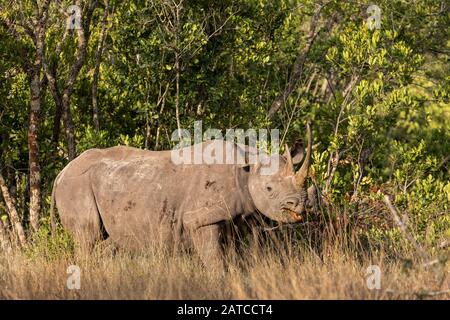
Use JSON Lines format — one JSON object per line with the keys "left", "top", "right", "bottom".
{"left": 97, "top": 194, "right": 183, "bottom": 248}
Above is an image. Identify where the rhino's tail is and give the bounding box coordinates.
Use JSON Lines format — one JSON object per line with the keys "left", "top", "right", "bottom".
{"left": 50, "top": 173, "right": 60, "bottom": 235}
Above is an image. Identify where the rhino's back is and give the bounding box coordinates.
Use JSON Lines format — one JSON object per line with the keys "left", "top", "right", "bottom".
{"left": 57, "top": 146, "right": 164, "bottom": 179}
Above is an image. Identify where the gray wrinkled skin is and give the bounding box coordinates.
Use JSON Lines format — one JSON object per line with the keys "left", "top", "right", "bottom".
{"left": 52, "top": 139, "right": 314, "bottom": 271}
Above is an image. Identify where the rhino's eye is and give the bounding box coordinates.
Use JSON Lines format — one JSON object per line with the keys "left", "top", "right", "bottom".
{"left": 266, "top": 186, "right": 273, "bottom": 192}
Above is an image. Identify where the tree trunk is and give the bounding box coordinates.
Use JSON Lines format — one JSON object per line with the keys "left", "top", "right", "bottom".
{"left": 92, "top": 1, "right": 110, "bottom": 132}
{"left": 27, "top": 5, "right": 48, "bottom": 232}
{"left": 44, "top": 64, "right": 64, "bottom": 146}
{"left": 175, "top": 51, "right": 182, "bottom": 139}
{"left": 174, "top": 2, "right": 183, "bottom": 139}
{"left": 62, "top": 94, "right": 77, "bottom": 160}
{"left": 52, "top": 94, "right": 63, "bottom": 145}
{"left": 0, "top": 174, "right": 27, "bottom": 246}
{"left": 28, "top": 72, "right": 42, "bottom": 233}
{"left": 63, "top": 0, "right": 98, "bottom": 160}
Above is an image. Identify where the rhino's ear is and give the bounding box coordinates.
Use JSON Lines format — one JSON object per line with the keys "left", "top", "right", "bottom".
{"left": 237, "top": 145, "right": 260, "bottom": 173}
{"left": 252, "top": 159, "right": 261, "bottom": 174}
{"left": 238, "top": 161, "right": 260, "bottom": 173}
{"left": 238, "top": 163, "right": 251, "bottom": 172}
{"left": 285, "top": 139, "right": 305, "bottom": 165}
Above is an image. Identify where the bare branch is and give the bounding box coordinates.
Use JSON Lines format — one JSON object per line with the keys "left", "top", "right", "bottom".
{"left": 0, "top": 174, "right": 26, "bottom": 247}
{"left": 383, "top": 195, "right": 430, "bottom": 261}
{"left": 267, "top": 1, "right": 324, "bottom": 119}
{"left": 0, "top": 219, "right": 12, "bottom": 252}
{"left": 92, "top": 0, "right": 111, "bottom": 131}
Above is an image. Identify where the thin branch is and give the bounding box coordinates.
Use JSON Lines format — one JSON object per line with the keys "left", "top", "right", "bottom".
{"left": 0, "top": 219, "right": 12, "bottom": 252}
{"left": 267, "top": 1, "right": 324, "bottom": 119}
{"left": 92, "top": 0, "right": 110, "bottom": 131}
{"left": 383, "top": 195, "right": 430, "bottom": 261}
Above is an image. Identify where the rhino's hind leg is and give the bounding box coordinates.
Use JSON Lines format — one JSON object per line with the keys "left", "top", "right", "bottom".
{"left": 73, "top": 203, "right": 108, "bottom": 256}
{"left": 55, "top": 175, "right": 108, "bottom": 254}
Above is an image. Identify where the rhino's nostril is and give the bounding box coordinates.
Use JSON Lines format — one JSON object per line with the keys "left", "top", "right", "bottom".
{"left": 285, "top": 198, "right": 299, "bottom": 208}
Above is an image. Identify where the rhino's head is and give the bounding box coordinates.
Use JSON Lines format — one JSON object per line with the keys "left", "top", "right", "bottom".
{"left": 248, "top": 123, "right": 313, "bottom": 223}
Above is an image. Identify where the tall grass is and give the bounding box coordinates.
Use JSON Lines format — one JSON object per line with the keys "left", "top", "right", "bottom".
{"left": 0, "top": 216, "right": 448, "bottom": 300}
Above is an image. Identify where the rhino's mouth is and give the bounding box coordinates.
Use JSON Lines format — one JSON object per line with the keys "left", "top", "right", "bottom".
{"left": 282, "top": 208, "right": 303, "bottom": 222}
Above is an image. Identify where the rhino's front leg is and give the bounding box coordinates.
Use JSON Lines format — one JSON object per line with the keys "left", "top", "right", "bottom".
{"left": 191, "top": 224, "right": 225, "bottom": 272}
{"left": 183, "top": 206, "right": 230, "bottom": 272}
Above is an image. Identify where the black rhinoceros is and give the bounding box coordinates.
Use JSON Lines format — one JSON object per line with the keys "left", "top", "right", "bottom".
{"left": 51, "top": 124, "right": 315, "bottom": 270}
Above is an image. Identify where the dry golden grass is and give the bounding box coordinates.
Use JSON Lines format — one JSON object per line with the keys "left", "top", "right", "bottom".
{"left": 0, "top": 232, "right": 448, "bottom": 300}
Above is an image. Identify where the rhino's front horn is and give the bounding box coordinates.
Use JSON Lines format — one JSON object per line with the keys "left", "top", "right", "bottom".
{"left": 294, "top": 121, "right": 312, "bottom": 188}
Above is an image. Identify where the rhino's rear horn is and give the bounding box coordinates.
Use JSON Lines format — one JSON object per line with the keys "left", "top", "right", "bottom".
{"left": 294, "top": 122, "right": 312, "bottom": 188}
{"left": 284, "top": 143, "right": 294, "bottom": 175}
